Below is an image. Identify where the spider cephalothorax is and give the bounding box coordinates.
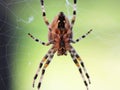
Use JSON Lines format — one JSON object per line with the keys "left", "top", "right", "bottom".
{"left": 28, "top": 0, "right": 92, "bottom": 90}
{"left": 58, "top": 12, "right": 66, "bottom": 30}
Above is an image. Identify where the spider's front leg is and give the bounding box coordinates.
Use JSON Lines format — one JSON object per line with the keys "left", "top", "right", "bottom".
{"left": 71, "top": 0, "right": 77, "bottom": 29}
{"left": 40, "top": 0, "right": 49, "bottom": 26}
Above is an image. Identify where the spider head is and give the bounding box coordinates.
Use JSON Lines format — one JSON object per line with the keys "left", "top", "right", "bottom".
{"left": 58, "top": 12, "right": 66, "bottom": 30}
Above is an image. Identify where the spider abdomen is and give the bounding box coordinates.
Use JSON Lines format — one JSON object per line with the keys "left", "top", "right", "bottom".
{"left": 52, "top": 30, "right": 71, "bottom": 56}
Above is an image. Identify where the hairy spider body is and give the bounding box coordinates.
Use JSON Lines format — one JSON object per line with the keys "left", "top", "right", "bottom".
{"left": 28, "top": 0, "right": 92, "bottom": 90}
{"left": 49, "top": 12, "right": 72, "bottom": 56}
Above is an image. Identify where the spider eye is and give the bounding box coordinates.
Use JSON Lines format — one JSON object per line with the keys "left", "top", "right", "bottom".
{"left": 58, "top": 20, "right": 65, "bottom": 23}
{"left": 58, "top": 21, "right": 65, "bottom": 30}
{"left": 58, "top": 12, "right": 65, "bottom": 21}
{"left": 58, "top": 20, "right": 60, "bottom": 23}
{"left": 58, "top": 12, "right": 66, "bottom": 30}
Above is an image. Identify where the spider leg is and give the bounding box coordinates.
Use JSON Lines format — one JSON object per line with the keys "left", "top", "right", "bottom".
{"left": 32, "top": 47, "right": 55, "bottom": 87}
{"left": 69, "top": 46, "right": 89, "bottom": 90}
{"left": 70, "top": 46, "right": 91, "bottom": 84}
{"left": 37, "top": 48, "right": 56, "bottom": 90}
{"left": 28, "top": 33, "right": 54, "bottom": 46}
{"left": 32, "top": 52, "right": 49, "bottom": 87}
{"left": 40, "top": 0, "right": 49, "bottom": 26}
{"left": 75, "top": 53, "right": 91, "bottom": 84}
{"left": 70, "top": 29, "right": 92, "bottom": 43}
{"left": 71, "top": 0, "right": 77, "bottom": 29}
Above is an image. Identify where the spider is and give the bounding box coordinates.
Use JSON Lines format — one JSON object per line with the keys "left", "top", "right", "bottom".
{"left": 28, "top": 0, "right": 92, "bottom": 90}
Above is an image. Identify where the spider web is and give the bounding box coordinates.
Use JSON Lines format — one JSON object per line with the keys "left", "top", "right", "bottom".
{"left": 0, "top": 0, "right": 36, "bottom": 90}
{"left": 0, "top": 0, "right": 120, "bottom": 90}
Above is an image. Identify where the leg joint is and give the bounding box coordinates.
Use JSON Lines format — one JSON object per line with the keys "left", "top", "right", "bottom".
{"left": 42, "top": 69, "right": 45, "bottom": 75}
{"left": 34, "top": 74, "right": 38, "bottom": 80}
{"left": 38, "top": 82, "right": 41, "bottom": 89}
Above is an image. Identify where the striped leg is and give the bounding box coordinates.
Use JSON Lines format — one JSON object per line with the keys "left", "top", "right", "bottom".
{"left": 28, "top": 33, "right": 53, "bottom": 46}
{"left": 70, "top": 29, "right": 92, "bottom": 43}
{"left": 71, "top": 0, "right": 77, "bottom": 29}
{"left": 69, "top": 46, "right": 89, "bottom": 90}
{"left": 70, "top": 46, "right": 91, "bottom": 84}
{"left": 76, "top": 54, "right": 91, "bottom": 84}
{"left": 38, "top": 48, "right": 56, "bottom": 90}
{"left": 32, "top": 51, "right": 50, "bottom": 87}
{"left": 32, "top": 48, "right": 55, "bottom": 87}
{"left": 40, "top": 0, "right": 49, "bottom": 26}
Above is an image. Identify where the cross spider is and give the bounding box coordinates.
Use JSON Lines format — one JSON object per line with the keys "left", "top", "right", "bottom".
{"left": 28, "top": 0, "right": 92, "bottom": 90}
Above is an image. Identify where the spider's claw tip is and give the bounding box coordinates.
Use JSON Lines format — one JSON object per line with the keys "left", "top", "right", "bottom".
{"left": 28, "top": 33, "right": 30, "bottom": 35}
{"left": 90, "top": 29, "right": 93, "bottom": 31}
{"left": 32, "top": 83, "right": 35, "bottom": 88}
{"left": 89, "top": 81, "right": 91, "bottom": 84}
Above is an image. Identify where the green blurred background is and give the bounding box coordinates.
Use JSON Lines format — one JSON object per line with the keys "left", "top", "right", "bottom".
{"left": 1, "top": 0, "right": 120, "bottom": 90}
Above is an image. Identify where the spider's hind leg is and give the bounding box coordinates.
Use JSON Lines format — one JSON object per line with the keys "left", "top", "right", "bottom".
{"left": 75, "top": 53, "right": 91, "bottom": 84}
{"left": 37, "top": 48, "right": 56, "bottom": 90}
{"left": 69, "top": 46, "right": 90, "bottom": 90}
{"left": 32, "top": 52, "right": 49, "bottom": 87}
{"left": 72, "top": 47, "right": 91, "bottom": 84}
{"left": 32, "top": 47, "right": 55, "bottom": 88}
